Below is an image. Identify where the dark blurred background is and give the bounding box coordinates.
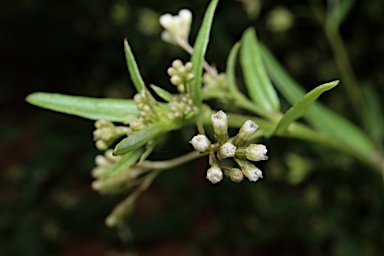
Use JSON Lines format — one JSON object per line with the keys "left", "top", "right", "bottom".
{"left": 1, "top": 0, "right": 383, "bottom": 255}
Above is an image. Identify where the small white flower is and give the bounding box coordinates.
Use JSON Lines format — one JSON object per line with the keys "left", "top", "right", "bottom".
{"left": 238, "top": 120, "right": 258, "bottom": 140}
{"left": 243, "top": 165, "right": 263, "bottom": 182}
{"left": 219, "top": 142, "right": 236, "bottom": 159}
{"left": 211, "top": 110, "right": 228, "bottom": 135}
{"left": 206, "top": 165, "right": 223, "bottom": 184}
{"left": 159, "top": 9, "right": 192, "bottom": 45}
{"left": 235, "top": 159, "right": 263, "bottom": 182}
{"left": 245, "top": 144, "right": 268, "bottom": 162}
{"left": 190, "top": 134, "right": 211, "bottom": 152}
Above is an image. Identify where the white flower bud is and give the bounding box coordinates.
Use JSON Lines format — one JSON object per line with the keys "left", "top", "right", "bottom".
{"left": 161, "top": 31, "right": 175, "bottom": 44}
{"left": 245, "top": 144, "right": 268, "bottom": 162}
{"left": 159, "top": 14, "right": 174, "bottom": 31}
{"left": 218, "top": 142, "right": 236, "bottom": 159}
{"left": 211, "top": 110, "right": 228, "bottom": 135}
{"left": 235, "top": 159, "right": 263, "bottom": 182}
{"left": 206, "top": 165, "right": 223, "bottom": 184}
{"left": 190, "top": 134, "right": 211, "bottom": 153}
{"left": 179, "top": 9, "right": 192, "bottom": 28}
{"left": 238, "top": 120, "right": 258, "bottom": 140}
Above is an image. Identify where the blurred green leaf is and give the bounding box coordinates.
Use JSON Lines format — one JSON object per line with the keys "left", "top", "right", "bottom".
{"left": 226, "top": 42, "right": 240, "bottom": 94}
{"left": 114, "top": 123, "right": 174, "bottom": 155}
{"left": 331, "top": 0, "right": 357, "bottom": 26}
{"left": 124, "top": 38, "right": 145, "bottom": 92}
{"left": 259, "top": 44, "right": 375, "bottom": 157}
{"left": 26, "top": 92, "right": 138, "bottom": 123}
{"left": 240, "top": 28, "right": 280, "bottom": 112}
{"left": 190, "top": 0, "right": 219, "bottom": 106}
{"left": 275, "top": 80, "right": 339, "bottom": 135}
{"left": 363, "top": 86, "right": 384, "bottom": 144}
{"left": 105, "top": 147, "right": 145, "bottom": 178}
{"left": 150, "top": 84, "right": 173, "bottom": 102}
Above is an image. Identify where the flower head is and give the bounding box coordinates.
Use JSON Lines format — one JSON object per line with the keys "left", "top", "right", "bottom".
{"left": 245, "top": 144, "right": 268, "bottom": 162}
{"left": 206, "top": 165, "right": 223, "bottom": 184}
{"left": 235, "top": 159, "right": 263, "bottom": 182}
{"left": 218, "top": 142, "right": 236, "bottom": 159}
{"left": 190, "top": 134, "right": 211, "bottom": 153}
{"left": 160, "top": 9, "right": 192, "bottom": 45}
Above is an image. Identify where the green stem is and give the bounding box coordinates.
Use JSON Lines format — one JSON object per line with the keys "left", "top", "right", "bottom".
{"left": 309, "top": 0, "right": 366, "bottom": 124}
{"left": 140, "top": 150, "right": 206, "bottom": 170}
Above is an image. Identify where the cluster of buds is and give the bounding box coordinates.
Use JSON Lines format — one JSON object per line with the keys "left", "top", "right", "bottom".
{"left": 130, "top": 90, "right": 156, "bottom": 131}
{"left": 91, "top": 149, "right": 147, "bottom": 195}
{"left": 168, "top": 94, "right": 198, "bottom": 120}
{"left": 202, "top": 68, "right": 228, "bottom": 92}
{"left": 93, "top": 119, "right": 131, "bottom": 150}
{"left": 190, "top": 110, "right": 268, "bottom": 184}
{"left": 167, "top": 60, "right": 194, "bottom": 93}
{"left": 160, "top": 9, "right": 192, "bottom": 45}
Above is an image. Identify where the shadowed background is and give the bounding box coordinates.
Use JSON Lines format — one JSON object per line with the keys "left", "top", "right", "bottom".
{"left": 1, "top": 0, "right": 383, "bottom": 255}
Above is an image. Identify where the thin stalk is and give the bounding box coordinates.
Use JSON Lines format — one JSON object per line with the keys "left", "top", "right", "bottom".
{"left": 140, "top": 150, "right": 206, "bottom": 170}
{"left": 309, "top": 0, "right": 366, "bottom": 123}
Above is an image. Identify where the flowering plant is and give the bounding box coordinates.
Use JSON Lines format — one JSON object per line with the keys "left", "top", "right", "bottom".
{"left": 26, "top": 0, "right": 383, "bottom": 228}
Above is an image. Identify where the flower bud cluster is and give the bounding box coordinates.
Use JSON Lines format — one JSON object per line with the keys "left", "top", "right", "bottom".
{"left": 131, "top": 90, "right": 156, "bottom": 132}
{"left": 190, "top": 110, "right": 268, "bottom": 184}
{"left": 91, "top": 149, "right": 121, "bottom": 179}
{"left": 160, "top": 9, "right": 192, "bottom": 45}
{"left": 202, "top": 69, "right": 227, "bottom": 91}
{"left": 93, "top": 119, "right": 131, "bottom": 150}
{"left": 167, "top": 60, "right": 194, "bottom": 93}
{"left": 168, "top": 93, "right": 198, "bottom": 120}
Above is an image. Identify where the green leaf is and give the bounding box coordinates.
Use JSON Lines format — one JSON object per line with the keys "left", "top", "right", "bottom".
{"left": 139, "top": 140, "right": 157, "bottom": 164}
{"left": 114, "top": 123, "right": 174, "bottom": 155}
{"left": 240, "top": 28, "right": 280, "bottom": 112}
{"left": 275, "top": 80, "right": 339, "bottom": 135}
{"left": 105, "top": 147, "right": 144, "bottom": 178}
{"left": 226, "top": 42, "right": 240, "bottom": 94}
{"left": 259, "top": 44, "right": 375, "bottom": 157}
{"left": 190, "top": 0, "right": 219, "bottom": 106}
{"left": 363, "top": 86, "right": 384, "bottom": 143}
{"left": 151, "top": 84, "right": 173, "bottom": 102}
{"left": 124, "top": 38, "right": 145, "bottom": 92}
{"left": 26, "top": 92, "right": 139, "bottom": 123}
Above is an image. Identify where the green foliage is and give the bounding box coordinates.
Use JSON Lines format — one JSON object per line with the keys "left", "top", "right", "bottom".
{"left": 240, "top": 28, "right": 280, "bottom": 112}
{"left": 14, "top": 0, "right": 384, "bottom": 254}
{"left": 26, "top": 92, "right": 138, "bottom": 123}
{"left": 189, "top": 0, "right": 219, "bottom": 106}
{"left": 275, "top": 80, "right": 339, "bottom": 135}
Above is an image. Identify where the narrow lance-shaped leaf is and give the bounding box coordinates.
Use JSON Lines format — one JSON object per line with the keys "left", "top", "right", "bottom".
{"left": 259, "top": 44, "right": 375, "bottom": 157}
{"left": 114, "top": 122, "right": 176, "bottom": 156}
{"left": 189, "top": 0, "right": 219, "bottom": 106}
{"left": 151, "top": 84, "right": 173, "bottom": 102}
{"left": 105, "top": 147, "right": 145, "bottom": 178}
{"left": 124, "top": 38, "right": 145, "bottom": 92}
{"left": 26, "top": 92, "right": 139, "bottom": 123}
{"left": 226, "top": 42, "right": 240, "bottom": 94}
{"left": 275, "top": 80, "right": 339, "bottom": 135}
{"left": 240, "top": 28, "right": 280, "bottom": 112}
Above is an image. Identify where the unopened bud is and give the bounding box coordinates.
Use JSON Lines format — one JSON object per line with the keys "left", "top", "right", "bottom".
{"left": 235, "top": 159, "right": 263, "bottom": 182}
{"left": 190, "top": 134, "right": 211, "bottom": 153}
{"left": 218, "top": 142, "right": 236, "bottom": 159}
{"left": 245, "top": 144, "right": 268, "bottom": 162}
{"left": 227, "top": 168, "right": 244, "bottom": 183}
{"left": 206, "top": 165, "right": 223, "bottom": 184}
{"left": 233, "top": 120, "right": 258, "bottom": 147}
